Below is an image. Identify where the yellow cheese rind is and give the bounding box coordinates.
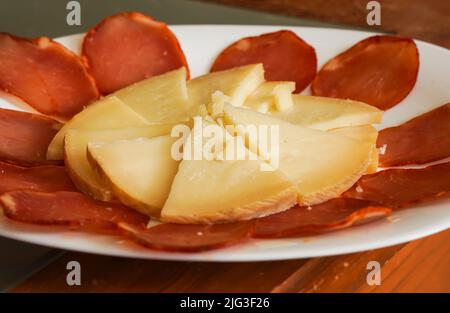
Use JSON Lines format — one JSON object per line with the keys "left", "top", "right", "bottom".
{"left": 161, "top": 118, "right": 297, "bottom": 224}
{"left": 271, "top": 95, "right": 383, "bottom": 130}
{"left": 329, "top": 125, "right": 378, "bottom": 142}
{"left": 64, "top": 125, "right": 175, "bottom": 201}
{"left": 114, "top": 67, "right": 190, "bottom": 123}
{"left": 367, "top": 150, "right": 379, "bottom": 174}
{"left": 244, "top": 81, "right": 295, "bottom": 112}
{"left": 87, "top": 136, "right": 180, "bottom": 217}
{"left": 47, "top": 96, "right": 149, "bottom": 160}
{"left": 223, "top": 104, "right": 374, "bottom": 206}
{"left": 187, "top": 64, "right": 264, "bottom": 112}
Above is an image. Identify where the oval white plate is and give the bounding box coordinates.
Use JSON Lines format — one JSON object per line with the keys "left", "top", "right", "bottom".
{"left": 1, "top": 25, "right": 449, "bottom": 262}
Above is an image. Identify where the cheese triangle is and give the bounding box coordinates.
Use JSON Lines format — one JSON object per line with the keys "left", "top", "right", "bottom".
{"left": 114, "top": 67, "right": 190, "bottom": 123}
{"left": 271, "top": 95, "right": 383, "bottom": 130}
{"left": 87, "top": 136, "right": 180, "bottom": 217}
{"left": 222, "top": 104, "right": 374, "bottom": 205}
{"left": 47, "top": 96, "right": 149, "bottom": 160}
{"left": 161, "top": 118, "right": 297, "bottom": 224}
{"left": 329, "top": 125, "right": 379, "bottom": 173}
{"left": 244, "top": 81, "right": 295, "bottom": 113}
{"left": 64, "top": 125, "right": 176, "bottom": 201}
{"left": 187, "top": 64, "right": 264, "bottom": 113}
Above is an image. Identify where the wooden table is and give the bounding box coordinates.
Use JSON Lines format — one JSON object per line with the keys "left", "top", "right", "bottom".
{"left": 205, "top": 0, "right": 450, "bottom": 49}
{"left": 9, "top": 0, "right": 450, "bottom": 293}
{"left": 12, "top": 229, "right": 450, "bottom": 292}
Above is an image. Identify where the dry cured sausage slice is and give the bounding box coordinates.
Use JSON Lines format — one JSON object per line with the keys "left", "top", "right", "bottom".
{"left": 311, "top": 36, "right": 419, "bottom": 110}
{"left": 0, "top": 191, "right": 149, "bottom": 231}
{"left": 378, "top": 103, "right": 450, "bottom": 166}
{"left": 0, "top": 34, "right": 99, "bottom": 119}
{"left": 0, "top": 108, "right": 61, "bottom": 166}
{"left": 0, "top": 162, "right": 75, "bottom": 194}
{"left": 211, "top": 30, "right": 316, "bottom": 93}
{"left": 344, "top": 162, "right": 450, "bottom": 207}
{"left": 82, "top": 12, "right": 189, "bottom": 94}
{"left": 118, "top": 222, "right": 253, "bottom": 252}
{"left": 253, "top": 198, "right": 391, "bottom": 238}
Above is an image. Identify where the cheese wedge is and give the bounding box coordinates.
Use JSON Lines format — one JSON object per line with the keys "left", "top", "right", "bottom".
{"left": 329, "top": 125, "right": 379, "bottom": 173}
{"left": 64, "top": 125, "right": 176, "bottom": 201}
{"left": 244, "top": 81, "right": 295, "bottom": 113}
{"left": 87, "top": 136, "right": 180, "bottom": 217}
{"left": 187, "top": 64, "right": 264, "bottom": 113}
{"left": 47, "top": 96, "right": 149, "bottom": 160}
{"left": 114, "top": 67, "right": 190, "bottom": 123}
{"left": 271, "top": 95, "right": 383, "bottom": 130}
{"left": 161, "top": 118, "right": 297, "bottom": 224}
{"left": 222, "top": 104, "right": 374, "bottom": 205}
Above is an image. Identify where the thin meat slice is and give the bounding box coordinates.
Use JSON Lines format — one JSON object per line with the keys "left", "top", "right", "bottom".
{"left": 253, "top": 198, "right": 391, "bottom": 238}
{"left": 378, "top": 103, "right": 450, "bottom": 166}
{"left": 0, "top": 162, "right": 76, "bottom": 194}
{"left": 118, "top": 222, "right": 253, "bottom": 252}
{"left": 0, "top": 191, "right": 149, "bottom": 231}
{"left": 211, "top": 30, "right": 317, "bottom": 93}
{"left": 0, "top": 33, "right": 99, "bottom": 119}
{"left": 344, "top": 162, "right": 450, "bottom": 208}
{"left": 311, "top": 35, "right": 419, "bottom": 110}
{"left": 0, "top": 108, "right": 61, "bottom": 166}
{"left": 82, "top": 12, "right": 189, "bottom": 94}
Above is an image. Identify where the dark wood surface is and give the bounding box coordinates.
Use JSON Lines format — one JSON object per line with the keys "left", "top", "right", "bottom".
{"left": 11, "top": 0, "right": 450, "bottom": 293}
{"left": 205, "top": 0, "right": 450, "bottom": 49}
{"left": 13, "top": 228, "right": 450, "bottom": 292}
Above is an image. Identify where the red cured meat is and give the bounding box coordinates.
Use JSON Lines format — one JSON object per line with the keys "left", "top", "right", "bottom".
{"left": 211, "top": 30, "right": 317, "bottom": 93}
{"left": 378, "top": 103, "right": 450, "bottom": 166}
{"left": 343, "top": 162, "right": 450, "bottom": 208}
{"left": 253, "top": 198, "right": 391, "bottom": 238}
{"left": 0, "top": 33, "right": 99, "bottom": 119}
{"left": 0, "top": 191, "right": 149, "bottom": 231}
{"left": 118, "top": 221, "right": 253, "bottom": 252}
{"left": 0, "top": 162, "right": 76, "bottom": 194}
{"left": 0, "top": 108, "right": 61, "bottom": 166}
{"left": 311, "top": 35, "right": 419, "bottom": 110}
{"left": 82, "top": 12, "right": 189, "bottom": 94}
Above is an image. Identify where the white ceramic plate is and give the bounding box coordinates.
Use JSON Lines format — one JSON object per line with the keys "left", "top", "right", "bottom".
{"left": 1, "top": 25, "right": 449, "bottom": 261}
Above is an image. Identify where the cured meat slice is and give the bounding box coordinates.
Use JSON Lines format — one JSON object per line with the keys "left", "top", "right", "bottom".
{"left": 0, "top": 33, "right": 99, "bottom": 119}
{"left": 118, "top": 222, "right": 252, "bottom": 252}
{"left": 378, "top": 103, "right": 450, "bottom": 166}
{"left": 0, "top": 191, "right": 149, "bottom": 231}
{"left": 211, "top": 30, "right": 316, "bottom": 93}
{"left": 344, "top": 162, "right": 450, "bottom": 207}
{"left": 311, "top": 36, "right": 419, "bottom": 110}
{"left": 253, "top": 198, "right": 391, "bottom": 238}
{"left": 0, "top": 162, "right": 75, "bottom": 194}
{"left": 82, "top": 12, "right": 189, "bottom": 94}
{"left": 0, "top": 108, "right": 61, "bottom": 166}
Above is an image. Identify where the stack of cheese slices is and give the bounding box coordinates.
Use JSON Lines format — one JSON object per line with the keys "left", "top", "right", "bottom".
{"left": 47, "top": 64, "right": 382, "bottom": 224}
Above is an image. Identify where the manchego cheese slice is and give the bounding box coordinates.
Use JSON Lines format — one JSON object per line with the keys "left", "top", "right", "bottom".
{"left": 187, "top": 64, "right": 264, "bottom": 112}
{"left": 64, "top": 125, "right": 176, "bottom": 201}
{"left": 113, "top": 67, "right": 190, "bottom": 124}
{"left": 271, "top": 95, "right": 383, "bottom": 130}
{"left": 329, "top": 125, "right": 379, "bottom": 173}
{"left": 87, "top": 136, "right": 180, "bottom": 217}
{"left": 244, "top": 81, "right": 295, "bottom": 113}
{"left": 222, "top": 104, "right": 374, "bottom": 205}
{"left": 47, "top": 96, "right": 149, "bottom": 160}
{"left": 161, "top": 118, "right": 297, "bottom": 224}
